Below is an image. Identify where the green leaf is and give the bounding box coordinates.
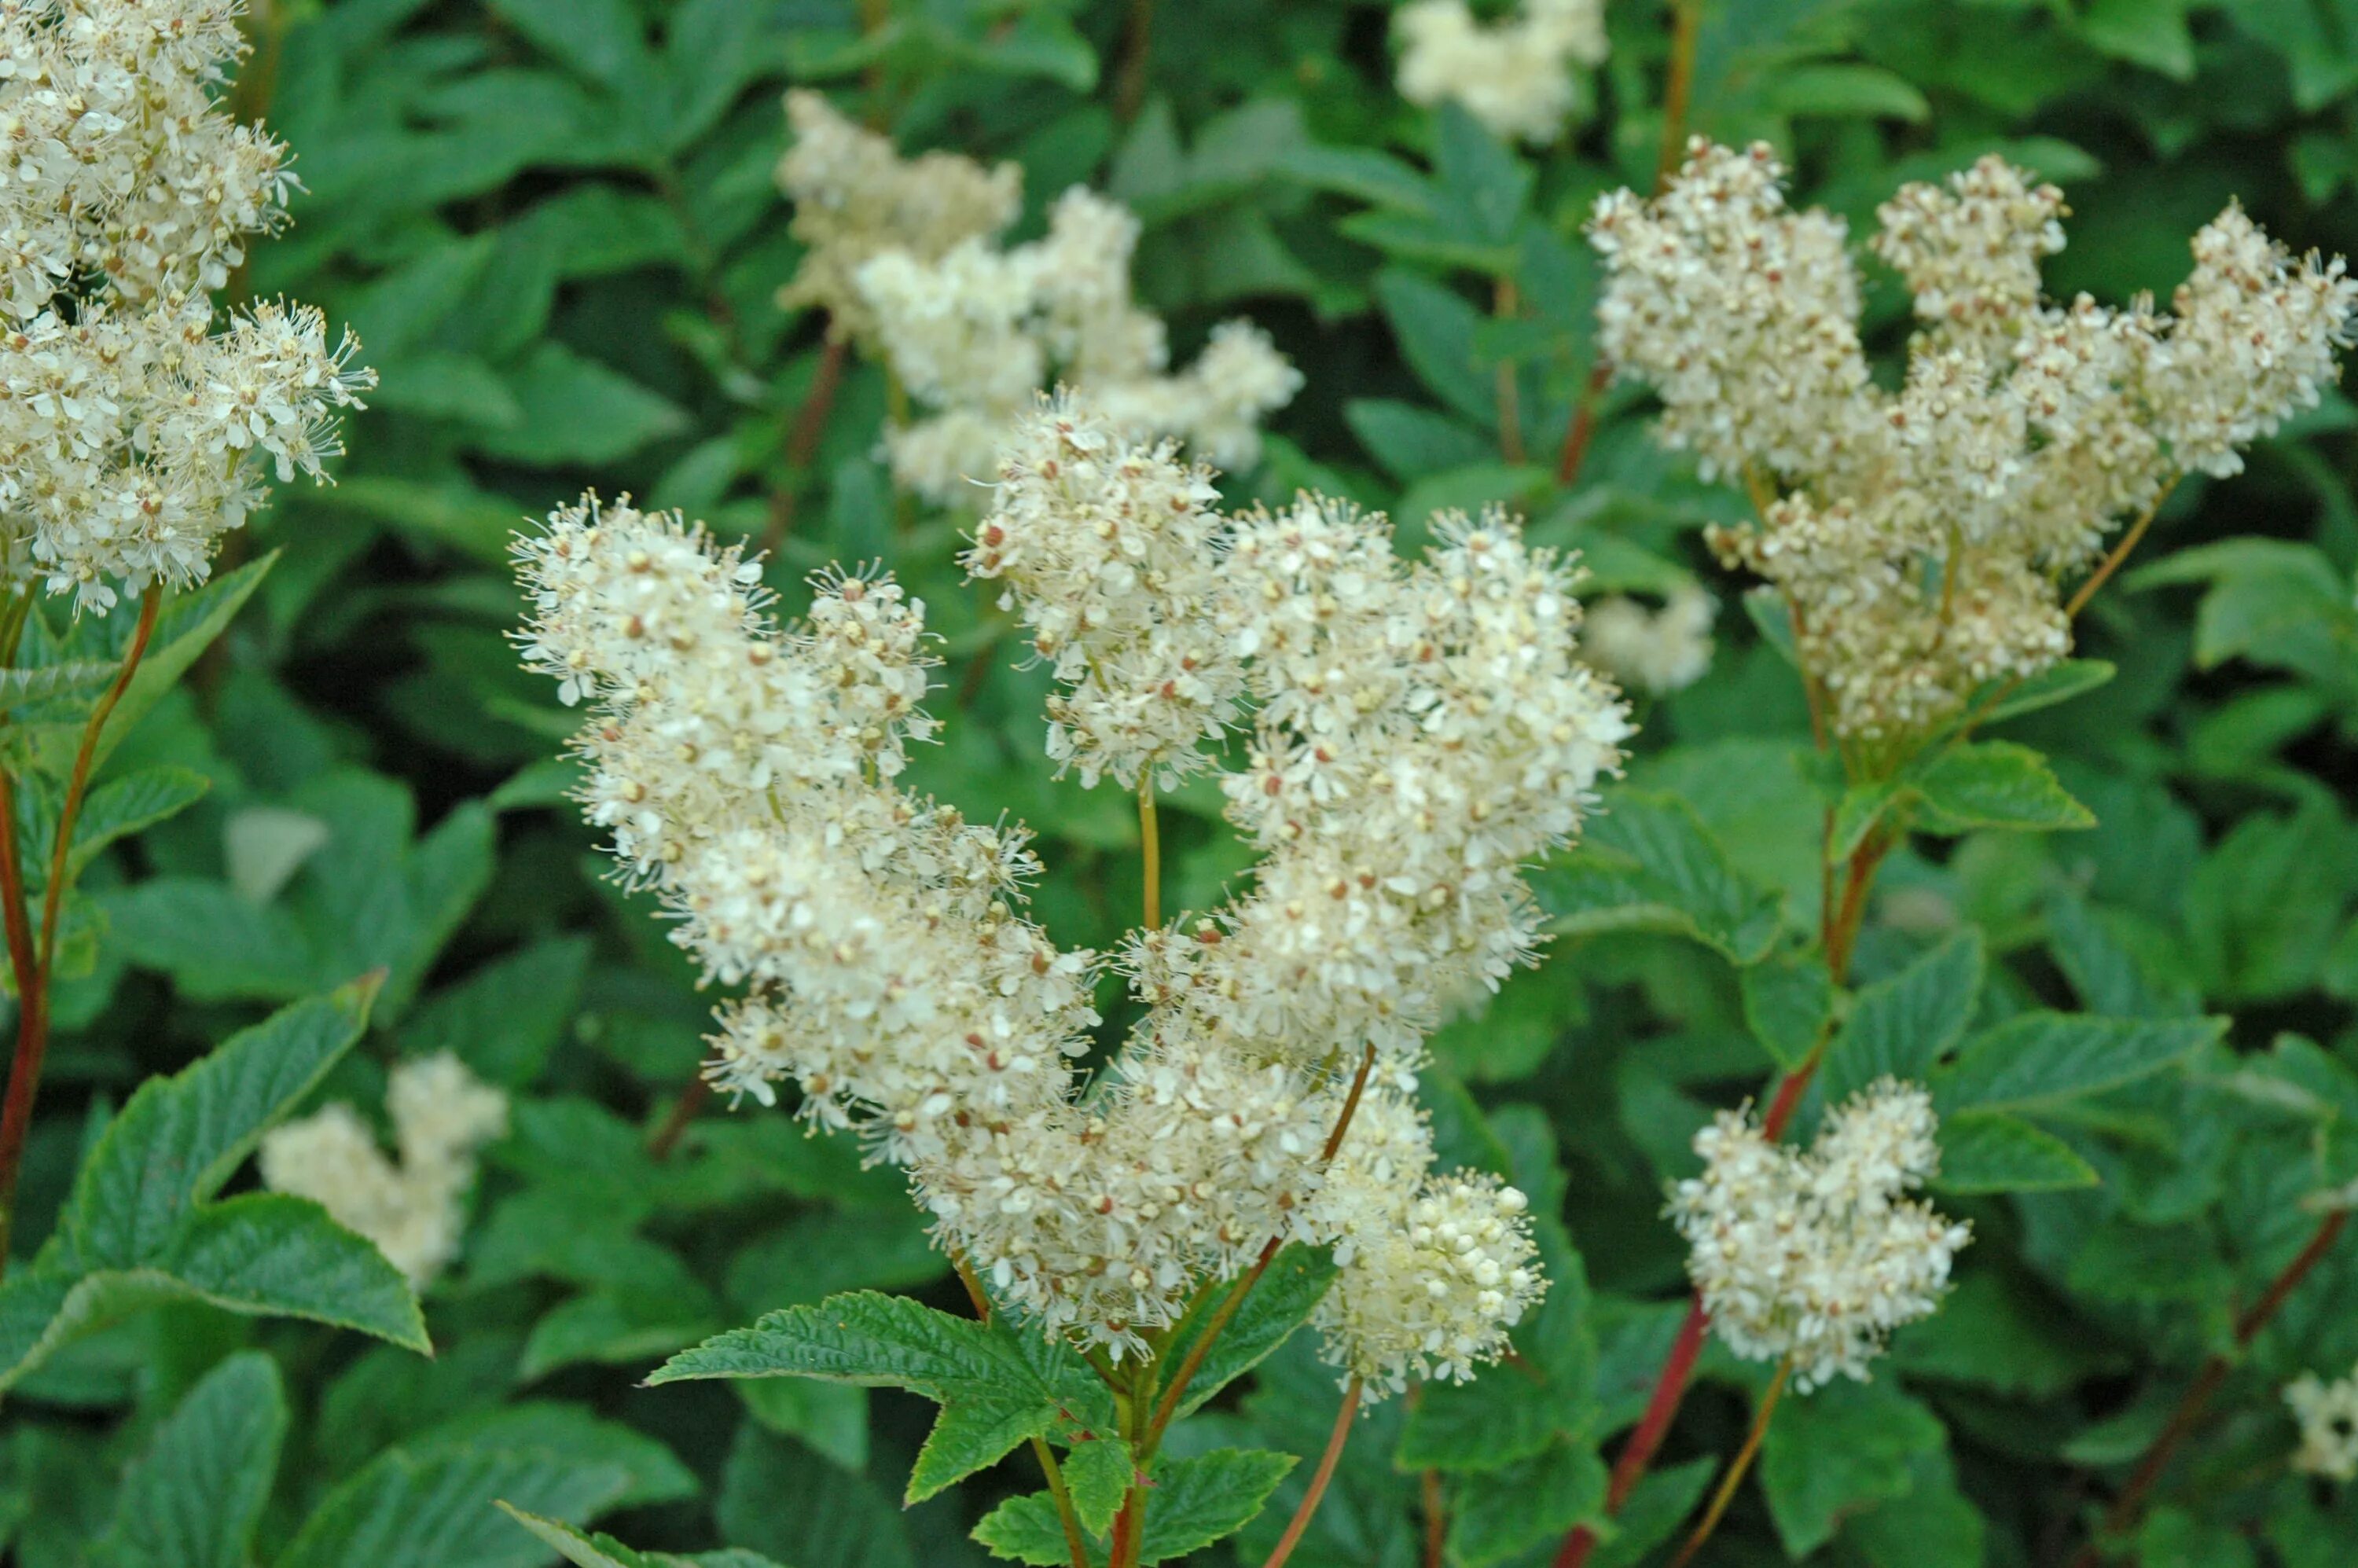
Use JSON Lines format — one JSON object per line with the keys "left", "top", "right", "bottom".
{"left": 405, "top": 1402, "right": 697, "bottom": 1509}
{"left": 968, "top": 1449, "right": 1282, "bottom": 1568}
{"left": 1397, "top": 1244, "right": 1595, "bottom": 1474}
{"left": 100, "top": 878, "right": 317, "bottom": 1001}
{"left": 280, "top": 1446, "right": 637, "bottom": 1568}
{"left": 971, "top": 1493, "right": 1085, "bottom": 1565}
{"left": 28, "top": 554, "right": 274, "bottom": 779}
{"left": 1935, "top": 1111, "right": 2100, "bottom": 1194}
{"left": 1430, "top": 102, "right": 1533, "bottom": 245}
{"left": 401, "top": 937, "right": 591, "bottom": 1089}
{"left": 0, "top": 661, "right": 116, "bottom": 713}
{"left": 652, "top": 1291, "right": 1103, "bottom": 1504}
{"left": 1969, "top": 659, "right": 2117, "bottom": 725}
{"left": 1909, "top": 741, "right": 2095, "bottom": 836}
{"left": 1935, "top": 1012, "right": 2225, "bottom": 1114}
{"left": 475, "top": 343, "right": 692, "bottom": 468}
{"left": 1062, "top": 1437, "right": 1132, "bottom": 1537}
{"left": 1446, "top": 1441, "right": 1607, "bottom": 1567}
{"left": 1138, "top": 1449, "right": 1296, "bottom": 1564}
{"left": 1534, "top": 791, "right": 1783, "bottom": 963}
{"left": 1155, "top": 1245, "right": 1337, "bottom": 1423}
{"left": 1820, "top": 931, "right": 1985, "bottom": 1108}
{"left": 648, "top": 1291, "right": 1024, "bottom": 1394}
{"left": 485, "top": 0, "right": 650, "bottom": 87}
{"left": 1766, "top": 62, "right": 1930, "bottom": 120}
{"left": 718, "top": 1427, "right": 913, "bottom": 1568}
{"left": 1275, "top": 143, "right": 1433, "bottom": 213}
{"left": 2081, "top": 0, "right": 2195, "bottom": 79}
{"left": 1759, "top": 1379, "right": 1945, "bottom": 1557}
{"left": 1586, "top": 1456, "right": 1715, "bottom": 1568}
{"left": 498, "top": 1505, "right": 791, "bottom": 1568}
{"left": 1342, "top": 399, "right": 1492, "bottom": 483}
{"left": 521, "top": 1284, "right": 718, "bottom": 1380}
{"left": 1741, "top": 950, "right": 1834, "bottom": 1070}
{"left": 86, "top": 1351, "right": 286, "bottom": 1568}
{"left": 1373, "top": 268, "right": 1495, "bottom": 427}
{"left": 59, "top": 766, "right": 209, "bottom": 882}
{"left": 64, "top": 976, "right": 383, "bottom": 1269}
{"left": 736, "top": 1379, "right": 869, "bottom": 1471}
{"left": 159, "top": 1194, "right": 429, "bottom": 1353}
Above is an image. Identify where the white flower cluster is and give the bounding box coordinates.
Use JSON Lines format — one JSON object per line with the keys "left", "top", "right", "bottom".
{"left": 775, "top": 89, "right": 1022, "bottom": 348}
{"left": 964, "top": 417, "right": 1238, "bottom": 790}
{"left": 515, "top": 396, "right": 1629, "bottom": 1392}
{"left": 1669, "top": 1078, "right": 1969, "bottom": 1391}
{"left": 259, "top": 1053, "right": 509, "bottom": 1288}
{"left": 1394, "top": 0, "right": 1608, "bottom": 145}
{"left": 1592, "top": 142, "right": 2356, "bottom": 743}
{"left": 2287, "top": 1363, "right": 2358, "bottom": 1482}
{"left": 1580, "top": 583, "right": 1716, "bottom": 696}
{"left": 776, "top": 94, "right": 1301, "bottom": 502}
{"left": 0, "top": 0, "right": 373, "bottom": 612}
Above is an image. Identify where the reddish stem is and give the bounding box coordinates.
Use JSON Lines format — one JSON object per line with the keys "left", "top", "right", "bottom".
{"left": 648, "top": 1077, "right": 713, "bottom": 1161}
{"left": 2071, "top": 1210, "right": 2349, "bottom": 1566}
{"left": 1260, "top": 1377, "right": 1362, "bottom": 1568}
{"left": 1553, "top": 362, "right": 1611, "bottom": 487}
{"left": 1555, "top": 1297, "right": 1710, "bottom": 1568}
{"left": 1554, "top": 831, "right": 1882, "bottom": 1567}
{"left": 0, "top": 587, "right": 162, "bottom": 1276}
{"left": 763, "top": 334, "right": 850, "bottom": 553}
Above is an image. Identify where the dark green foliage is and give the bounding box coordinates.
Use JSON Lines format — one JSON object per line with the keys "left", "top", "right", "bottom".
{"left": 8, "top": 2, "right": 2358, "bottom": 1565}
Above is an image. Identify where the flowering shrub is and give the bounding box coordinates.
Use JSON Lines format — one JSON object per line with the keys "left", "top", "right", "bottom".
{"left": 7, "top": 4, "right": 2358, "bottom": 1568}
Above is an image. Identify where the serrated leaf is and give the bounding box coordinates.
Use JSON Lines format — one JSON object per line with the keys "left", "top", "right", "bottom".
{"left": 909, "top": 1389, "right": 1065, "bottom": 1504}
{"left": 1062, "top": 1437, "right": 1132, "bottom": 1537}
{"left": 1820, "top": 931, "right": 1985, "bottom": 1107}
{"left": 0, "top": 660, "right": 116, "bottom": 712}
{"left": 57, "top": 766, "right": 209, "bottom": 882}
{"left": 1759, "top": 1378, "right": 1944, "bottom": 1557}
{"left": 1936, "top": 1111, "right": 2100, "bottom": 1193}
{"left": 1741, "top": 950, "right": 1834, "bottom": 1070}
{"left": 1935, "top": 1012, "right": 2225, "bottom": 1114}
{"left": 26, "top": 555, "right": 274, "bottom": 778}
{"left": 1446, "top": 1440, "right": 1607, "bottom": 1566}
{"left": 280, "top": 1446, "right": 636, "bottom": 1568}
{"left": 971, "top": 1492, "right": 1088, "bottom": 1566}
{"left": 1534, "top": 791, "right": 1783, "bottom": 963}
{"left": 159, "top": 1193, "right": 429, "bottom": 1353}
{"left": 498, "top": 1504, "right": 789, "bottom": 1568}
{"left": 648, "top": 1291, "right": 1024, "bottom": 1394}
{"left": 654, "top": 1291, "right": 1102, "bottom": 1504}
{"left": 1910, "top": 740, "right": 2095, "bottom": 836}
{"left": 63, "top": 977, "right": 382, "bottom": 1269}
{"left": 1138, "top": 1449, "right": 1297, "bottom": 1564}
{"left": 1156, "top": 1245, "right": 1337, "bottom": 1423}
{"left": 86, "top": 1351, "right": 285, "bottom": 1568}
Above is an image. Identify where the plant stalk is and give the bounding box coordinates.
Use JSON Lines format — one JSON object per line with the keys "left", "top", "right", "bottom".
{"left": 1259, "top": 1377, "right": 1363, "bottom": 1568}
{"left": 953, "top": 1252, "right": 1096, "bottom": 1568}
{"left": 0, "top": 586, "right": 163, "bottom": 1277}
{"left": 1666, "top": 1360, "right": 1791, "bottom": 1568}
{"left": 2070, "top": 1209, "right": 2349, "bottom": 1565}
{"left": 1139, "top": 780, "right": 1160, "bottom": 930}
{"left": 1140, "top": 1045, "right": 1376, "bottom": 1454}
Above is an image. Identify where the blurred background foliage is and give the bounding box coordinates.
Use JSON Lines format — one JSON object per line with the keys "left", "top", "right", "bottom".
{"left": 9, "top": 0, "right": 2358, "bottom": 1565}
